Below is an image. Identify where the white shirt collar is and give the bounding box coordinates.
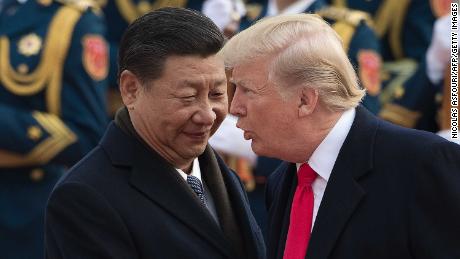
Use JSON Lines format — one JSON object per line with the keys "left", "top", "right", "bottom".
{"left": 176, "top": 158, "right": 203, "bottom": 182}
{"left": 297, "top": 108, "right": 356, "bottom": 181}
{"left": 267, "top": 0, "right": 315, "bottom": 16}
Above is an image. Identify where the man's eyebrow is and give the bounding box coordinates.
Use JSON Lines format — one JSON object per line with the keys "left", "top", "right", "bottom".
{"left": 214, "top": 78, "right": 227, "bottom": 86}
{"left": 229, "top": 78, "right": 247, "bottom": 87}
{"left": 178, "top": 79, "right": 201, "bottom": 87}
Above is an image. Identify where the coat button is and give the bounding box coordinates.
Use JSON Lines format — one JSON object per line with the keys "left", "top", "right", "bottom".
{"left": 30, "top": 169, "right": 44, "bottom": 182}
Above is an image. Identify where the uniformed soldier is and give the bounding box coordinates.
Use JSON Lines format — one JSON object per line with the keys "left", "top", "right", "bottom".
{"left": 0, "top": 0, "right": 109, "bottom": 257}
{"left": 327, "top": 0, "right": 440, "bottom": 130}
{"left": 328, "top": 0, "right": 435, "bottom": 61}
{"left": 237, "top": 0, "right": 383, "bottom": 238}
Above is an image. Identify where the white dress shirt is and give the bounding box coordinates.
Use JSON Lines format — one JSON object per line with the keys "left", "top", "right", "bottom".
{"left": 176, "top": 158, "right": 219, "bottom": 225}
{"left": 296, "top": 108, "right": 356, "bottom": 230}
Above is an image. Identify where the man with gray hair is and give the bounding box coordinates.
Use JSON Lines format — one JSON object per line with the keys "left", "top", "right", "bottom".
{"left": 220, "top": 13, "right": 460, "bottom": 259}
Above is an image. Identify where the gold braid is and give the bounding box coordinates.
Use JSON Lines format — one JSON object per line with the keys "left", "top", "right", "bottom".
{"left": 0, "top": 6, "right": 81, "bottom": 115}
{"left": 115, "top": 0, "right": 188, "bottom": 24}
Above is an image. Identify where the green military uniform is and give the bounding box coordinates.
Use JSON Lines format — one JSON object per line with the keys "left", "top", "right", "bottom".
{"left": 0, "top": 0, "right": 109, "bottom": 257}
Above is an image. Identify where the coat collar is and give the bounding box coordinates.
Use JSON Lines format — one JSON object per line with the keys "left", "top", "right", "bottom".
{"left": 267, "top": 162, "right": 298, "bottom": 259}
{"left": 307, "top": 105, "right": 378, "bottom": 259}
{"left": 215, "top": 154, "right": 266, "bottom": 259}
{"left": 100, "top": 123, "right": 236, "bottom": 258}
{"left": 268, "top": 106, "right": 379, "bottom": 259}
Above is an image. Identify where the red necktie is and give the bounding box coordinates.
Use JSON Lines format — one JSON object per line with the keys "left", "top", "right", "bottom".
{"left": 283, "top": 163, "right": 317, "bottom": 259}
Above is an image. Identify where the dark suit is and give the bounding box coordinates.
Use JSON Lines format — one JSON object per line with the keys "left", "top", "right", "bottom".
{"left": 45, "top": 122, "right": 266, "bottom": 259}
{"left": 266, "top": 106, "right": 460, "bottom": 259}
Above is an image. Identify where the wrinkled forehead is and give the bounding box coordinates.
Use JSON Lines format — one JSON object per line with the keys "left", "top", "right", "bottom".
{"left": 156, "top": 54, "right": 226, "bottom": 83}
{"left": 231, "top": 55, "right": 278, "bottom": 86}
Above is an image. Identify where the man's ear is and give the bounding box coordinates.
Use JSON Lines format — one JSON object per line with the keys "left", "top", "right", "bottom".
{"left": 119, "top": 70, "right": 141, "bottom": 109}
{"left": 298, "top": 87, "right": 319, "bottom": 118}
{"left": 225, "top": 69, "right": 235, "bottom": 113}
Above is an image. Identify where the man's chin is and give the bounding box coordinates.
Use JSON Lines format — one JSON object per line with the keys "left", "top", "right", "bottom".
{"left": 183, "top": 144, "right": 208, "bottom": 158}
{"left": 251, "top": 142, "right": 275, "bottom": 158}
{"left": 251, "top": 141, "right": 261, "bottom": 155}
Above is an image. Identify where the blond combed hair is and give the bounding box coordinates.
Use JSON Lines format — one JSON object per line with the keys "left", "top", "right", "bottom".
{"left": 219, "top": 13, "right": 365, "bottom": 111}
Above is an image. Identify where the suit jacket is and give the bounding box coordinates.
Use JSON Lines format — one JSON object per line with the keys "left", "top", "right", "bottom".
{"left": 45, "top": 122, "right": 266, "bottom": 259}
{"left": 266, "top": 106, "right": 460, "bottom": 259}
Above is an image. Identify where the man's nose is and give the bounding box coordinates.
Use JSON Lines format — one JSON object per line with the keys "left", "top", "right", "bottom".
{"left": 229, "top": 88, "right": 246, "bottom": 117}
{"left": 194, "top": 102, "right": 217, "bottom": 126}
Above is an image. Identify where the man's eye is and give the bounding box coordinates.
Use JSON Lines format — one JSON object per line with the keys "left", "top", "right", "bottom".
{"left": 243, "top": 88, "right": 252, "bottom": 94}
{"left": 210, "top": 92, "right": 224, "bottom": 98}
{"left": 181, "top": 96, "right": 195, "bottom": 101}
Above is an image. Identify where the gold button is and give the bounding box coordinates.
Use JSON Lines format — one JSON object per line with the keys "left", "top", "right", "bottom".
{"left": 30, "top": 169, "right": 44, "bottom": 182}
{"left": 394, "top": 86, "right": 405, "bottom": 99}
{"left": 27, "top": 126, "right": 42, "bottom": 141}
{"left": 17, "top": 63, "right": 29, "bottom": 74}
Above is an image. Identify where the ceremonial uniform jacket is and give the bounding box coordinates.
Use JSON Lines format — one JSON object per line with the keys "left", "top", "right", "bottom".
{"left": 0, "top": 0, "right": 109, "bottom": 258}
{"left": 327, "top": 0, "right": 439, "bottom": 130}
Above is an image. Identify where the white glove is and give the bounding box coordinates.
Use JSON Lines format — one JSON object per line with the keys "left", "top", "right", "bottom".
{"left": 426, "top": 15, "right": 452, "bottom": 84}
{"left": 202, "top": 0, "right": 246, "bottom": 31}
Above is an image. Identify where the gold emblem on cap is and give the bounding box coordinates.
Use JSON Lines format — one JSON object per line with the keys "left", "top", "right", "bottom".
{"left": 17, "top": 33, "right": 42, "bottom": 57}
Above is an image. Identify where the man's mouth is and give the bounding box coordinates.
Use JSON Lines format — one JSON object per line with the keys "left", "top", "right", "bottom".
{"left": 183, "top": 131, "right": 209, "bottom": 140}
{"left": 243, "top": 130, "right": 253, "bottom": 140}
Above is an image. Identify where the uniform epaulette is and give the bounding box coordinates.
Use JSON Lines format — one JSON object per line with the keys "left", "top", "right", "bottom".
{"left": 54, "top": 0, "right": 101, "bottom": 12}
{"left": 317, "top": 6, "right": 373, "bottom": 28}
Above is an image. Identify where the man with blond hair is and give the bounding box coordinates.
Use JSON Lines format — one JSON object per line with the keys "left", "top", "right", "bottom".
{"left": 220, "top": 13, "right": 460, "bottom": 259}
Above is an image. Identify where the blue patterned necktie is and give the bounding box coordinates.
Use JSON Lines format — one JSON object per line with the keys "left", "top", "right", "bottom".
{"left": 186, "top": 175, "right": 206, "bottom": 205}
